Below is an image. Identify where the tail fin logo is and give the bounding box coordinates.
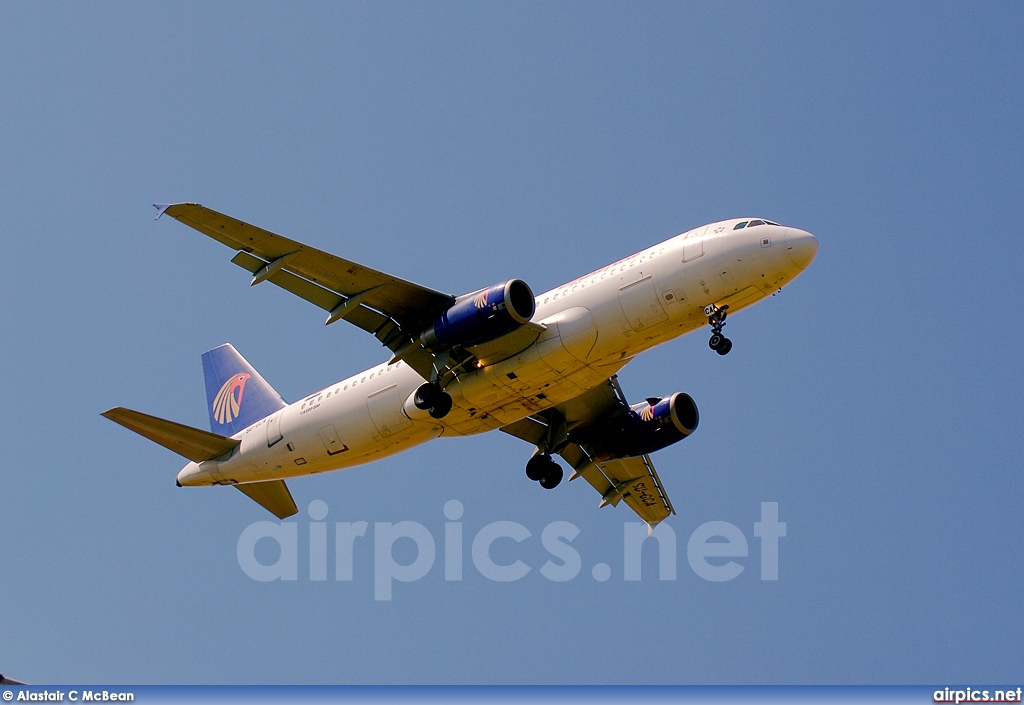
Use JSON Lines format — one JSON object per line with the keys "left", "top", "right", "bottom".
{"left": 212, "top": 373, "right": 251, "bottom": 425}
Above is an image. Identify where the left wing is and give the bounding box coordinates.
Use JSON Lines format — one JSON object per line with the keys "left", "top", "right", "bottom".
{"left": 156, "top": 203, "right": 455, "bottom": 378}
{"left": 501, "top": 377, "right": 677, "bottom": 528}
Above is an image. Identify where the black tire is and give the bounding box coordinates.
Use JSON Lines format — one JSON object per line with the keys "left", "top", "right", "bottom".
{"left": 414, "top": 383, "right": 440, "bottom": 410}
{"left": 717, "top": 338, "right": 733, "bottom": 355}
{"left": 429, "top": 392, "right": 453, "bottom": 418}
{"left": 526, "top": 454, "right": 549, "bottom": 481}
{"left": 709, "top": 334, "right": 723, "bottom": 350}
{"left": 539, "top": 462, "right": 563, "bottom": 489}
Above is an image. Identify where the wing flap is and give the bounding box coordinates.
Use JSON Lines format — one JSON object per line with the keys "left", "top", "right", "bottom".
{"left": 230, "top": 248, "right": 436, "bottom": 379}
{"left": 102, "top": 407, "right": 239, "bottom": 462}
{"left": 235, "top": 480, "right": 298, "bottom": 519}
{"left": 231, "top": 250, "right": 392, "bottom": 333}
{"left": 499, "top": 375, "right": 677, "bottom": 528}
{"left": 596, "top": 455, "right": 674, "bottom": 528}
{"left": 163, "top": 203, "right": 454, "bottom": 324}
{"left": 564, "top": 454, "right": 615, "bottom": 498}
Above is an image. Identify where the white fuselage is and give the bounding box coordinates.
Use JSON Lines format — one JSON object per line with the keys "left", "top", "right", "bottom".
{"left": 177, "top": 219, "right": 817, "bottom": 487}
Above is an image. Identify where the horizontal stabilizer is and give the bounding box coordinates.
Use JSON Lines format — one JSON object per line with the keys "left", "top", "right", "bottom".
{"left": 102, "top": 407, "right": 239, "bottom": 462}
{"left": 235, "top": 480, "right": 298, "bottom": 519}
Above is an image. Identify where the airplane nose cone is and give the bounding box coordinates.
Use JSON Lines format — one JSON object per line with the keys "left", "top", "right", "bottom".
{"left": 784, "top": 228, "right": 818, "bottom": 270}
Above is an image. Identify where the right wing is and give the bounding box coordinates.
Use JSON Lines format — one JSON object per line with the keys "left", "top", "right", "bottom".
{"left": 500, "top": 377, "right": 677, "bottom": 529}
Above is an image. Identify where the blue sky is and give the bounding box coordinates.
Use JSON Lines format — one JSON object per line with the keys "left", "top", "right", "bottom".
{"left": 1, "top": 1, "right": 1021, "bottom": 685}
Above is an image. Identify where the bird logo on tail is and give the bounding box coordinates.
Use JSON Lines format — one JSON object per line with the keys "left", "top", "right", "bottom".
{"left": 212, "top": 373, "right": 250, "bottom": 425}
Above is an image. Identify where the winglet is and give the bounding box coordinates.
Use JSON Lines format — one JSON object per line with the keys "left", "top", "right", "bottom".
{"left": 153, "top": 202, "right": 203, "bottom": 220}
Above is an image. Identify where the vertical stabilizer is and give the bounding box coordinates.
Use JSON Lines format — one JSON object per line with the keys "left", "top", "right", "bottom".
{"left": 201, "top": 344, "right": 286, "bottom": 436}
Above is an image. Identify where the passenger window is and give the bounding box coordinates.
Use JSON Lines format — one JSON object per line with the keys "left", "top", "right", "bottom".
{"left": 734, "top": 222, "right": 748, "bottom": 230}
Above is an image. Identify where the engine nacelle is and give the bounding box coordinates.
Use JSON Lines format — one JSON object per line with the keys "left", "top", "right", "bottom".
{"left": 420, "top": 279, "right": 536, "bottom": 351}
{"left": 570, "top": 392, "right": 699, "bottom": 460}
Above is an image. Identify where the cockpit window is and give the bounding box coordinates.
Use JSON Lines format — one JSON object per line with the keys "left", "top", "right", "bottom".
{"left": 764, "top": 220, "right": 780, "bottom": 226}
{"left": 734, "top": 221, "right": 749, "bottom": 230}
{"left": 748, "top": 219, "right": 765, "bottom": 227}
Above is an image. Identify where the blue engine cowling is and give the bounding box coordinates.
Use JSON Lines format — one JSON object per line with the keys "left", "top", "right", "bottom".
{"left": 570, "top": 392, "right": 699, "bottom": 460}
{"left": 420, "top": 279, "right": 536, "bottom": 351}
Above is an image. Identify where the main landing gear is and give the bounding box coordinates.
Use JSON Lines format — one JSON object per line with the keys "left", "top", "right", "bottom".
{"left": 704, "top": 303, "right": 733, "bottom": 356}
{"left": 413, "top": 382, "right": 453, "bottom": 419}
{"left": 526, "top": 453, "right": 563, "bottom": 489}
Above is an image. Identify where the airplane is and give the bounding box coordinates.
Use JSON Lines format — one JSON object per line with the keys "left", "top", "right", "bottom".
{"left": 103, "top": 205, "right": 817, "bottom": 528}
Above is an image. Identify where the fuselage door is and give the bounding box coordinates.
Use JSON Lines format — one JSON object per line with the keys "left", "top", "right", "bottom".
{"left": 266, "top": 410, "right": 283, "bottom": 447}
{"left": 682, "top": 225, "right": 707, "bottom": 262}
{"left": 318, "top": 424, "right": 349, "bottom": 455}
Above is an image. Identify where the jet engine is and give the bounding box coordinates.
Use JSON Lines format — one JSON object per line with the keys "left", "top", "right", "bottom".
{"left": 570, "top": 392, "right": 699, "bottom": 460}
{"left": 420, "top": 279, "right": 536, "bottom": 351}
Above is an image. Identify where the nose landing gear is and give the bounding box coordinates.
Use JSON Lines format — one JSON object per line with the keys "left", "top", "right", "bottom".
{"left": 704, "top": 304, "right": 733, "bottom": 355}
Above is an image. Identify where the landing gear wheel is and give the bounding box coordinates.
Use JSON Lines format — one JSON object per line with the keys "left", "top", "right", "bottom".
{"left": 413, "top": 382, "right": 442, "bottom": 410}
{"left": 428, "top": 392, "right": 453, "bottom": 419}
{"left": 539, "top": 463, "right": 563, "bottom": 489}
{"left": 526, "top": 454, "right": 550, "bottom": 481}
{"left": 705, "top": 304, "right": 731, "bottom": 356}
